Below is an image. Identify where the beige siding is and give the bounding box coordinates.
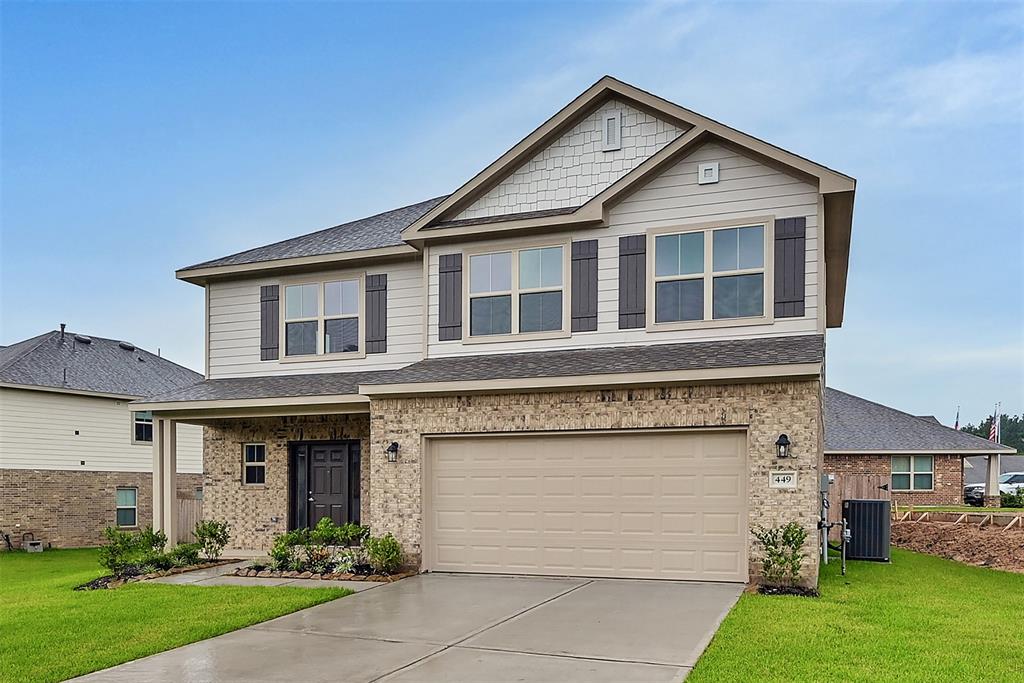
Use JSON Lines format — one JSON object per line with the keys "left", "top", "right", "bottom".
{"left": 207, "top": 259, "right": 424, "bottom": 378}
{"left": 0, "top": 387, "right": 202, "bottom": 473}
{"left": 427, "top": 141, "right": 819, "bottom": 357}
{"left": 455, "top": 99, "right": 687, "bottom": 220}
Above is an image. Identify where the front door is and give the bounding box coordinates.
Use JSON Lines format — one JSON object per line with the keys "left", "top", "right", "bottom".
{"left": 290, "top": 441, "right": 360, "bottom": 529}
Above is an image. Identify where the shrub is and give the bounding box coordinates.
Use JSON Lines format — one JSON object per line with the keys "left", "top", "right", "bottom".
{"left": 1001, "top": 488, "right": 1024, "bottom": 508}
{"left": 752, "top": 522, "right": 808, "bottom": 587}
{"left": 304, "top": 543, "right": 334, "bottom": 574}
{"left": 364, "top": 533, "right": 403, "bottom": 574}
{"left": 310, "top": 517, "right": 340, "bottom": 546}
{"left": 98, "top": 526, "right": 168, "bottom": 577}
{"left": 194, "top": 520, "right": 231, "bottom": 560}
{"left": 269, "top": 530, "right": 305, "bottom": 571}
{"left": 337, "top": 523, "right": 369, "bottom": 546}
{"left": 168, "top": 542, "right": 201, "bottom": 567}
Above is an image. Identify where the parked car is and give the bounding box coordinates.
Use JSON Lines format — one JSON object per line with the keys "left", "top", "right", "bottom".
{"left": 964, "top": 472, "right": 1024, "bottom": 506}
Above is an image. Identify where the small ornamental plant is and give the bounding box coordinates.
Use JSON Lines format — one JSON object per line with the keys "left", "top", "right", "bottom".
{"left": 752, "top": 522, "right": 810, "bottom": 592}
{"left": 193, "top": 520, "right": 231, "bottom": 560}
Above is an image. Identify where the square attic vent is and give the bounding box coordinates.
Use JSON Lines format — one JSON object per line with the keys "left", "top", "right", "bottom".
{"left": 601, "top": 111, "right": 621, "bottom": 152}
{"left": 698, "top": 162, "right": 719, "bottom": 184}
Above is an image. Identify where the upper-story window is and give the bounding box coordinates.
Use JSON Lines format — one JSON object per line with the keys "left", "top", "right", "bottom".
{"left": 132, "top": 411, "right": 153, "bottom": 443}
{"left": 283, "top": 278, "right": 362, "bottom": 357}
{"left": 467, "top": 244, "right": 565, "bottom": 338}
{"left": 652, "top": 222, "right": 768, "bottom": 326}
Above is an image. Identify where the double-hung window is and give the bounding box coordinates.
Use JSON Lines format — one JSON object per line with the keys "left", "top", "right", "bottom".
{"left": 891, "top": 455, "right": 933, "bottom": 491}
{"left": 468, "top": 245, "right": 565, "bottom": 338}
{"left": 652, "top": 222, "right": 768, "bottom": 325}
{"left": 132, "top": 411, "right": 153, "bottom": 443}
{"left": 244, "top": 444, "right": 266, "bottom": 485}
{"left": 283, "top": 278, "right": 361, "bottom": 357}
{"left": 116, "top": 488, "right": 138, "bottom": 527}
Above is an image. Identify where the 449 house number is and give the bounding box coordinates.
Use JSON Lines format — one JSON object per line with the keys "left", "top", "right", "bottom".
{"left": 769, "top": 470, "right": 798, "bottom": 489}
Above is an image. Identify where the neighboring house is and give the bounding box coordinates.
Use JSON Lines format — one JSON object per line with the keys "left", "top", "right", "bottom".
{"left": 0, "top": 328, "right": 204, "bottom": 548}
{"left": 824, "top": 388, "right": 1015, "bottom": 506}
{"left": 136, "top": 76, "right": 859, "bottom": 586}
{"left": 965, "top": 455, "right": 1024, "bottom": 485}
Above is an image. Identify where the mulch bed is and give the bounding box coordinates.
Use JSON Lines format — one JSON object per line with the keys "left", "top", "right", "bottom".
{"left": 757, "top": 585, "right": 820, "bottom": 597}
{"left": 230, "top": 567, "right": 417, "bottom": 583}
{"left": 74, "top": 559, "right": 238, "bottom": 591}
{"left": 892, "top": 521, "right": 1024, "bottom": 573}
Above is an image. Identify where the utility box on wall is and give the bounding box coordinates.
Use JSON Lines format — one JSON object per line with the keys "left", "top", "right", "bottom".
{"left": 843, "top": 499, "right": 891, "bottom": 562}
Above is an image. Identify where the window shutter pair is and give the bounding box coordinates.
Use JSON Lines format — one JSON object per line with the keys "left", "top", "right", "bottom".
{"left": 436, "top": 242, "right": 600, "bottom": 339}
{"left": 615, "top": 217, "right": 807, "bottom": 327}
{"left": 258, "top": 276, "right": 388, "bottom": 360}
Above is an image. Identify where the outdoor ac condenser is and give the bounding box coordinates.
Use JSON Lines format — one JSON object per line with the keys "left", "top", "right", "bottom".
{"left": 842, "top": 499, "right": 891, "bottom": 562}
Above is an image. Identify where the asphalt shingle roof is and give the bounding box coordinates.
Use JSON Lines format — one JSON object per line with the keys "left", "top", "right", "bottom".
{"left": 183, "top": 197, "right": 447, "bottom": 270}
{"left": 824, "top": 388, "right": 1013, "bottom": 453}
{"left": 0, "top": 330, "right": 202, "bottom": 398}
{"left": 140, "top": 370, "right": 396, "bottom": 403}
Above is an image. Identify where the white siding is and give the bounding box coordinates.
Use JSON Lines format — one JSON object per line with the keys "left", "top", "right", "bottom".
{"left": 207, "top": 259, "right": 424, "bottom": 378}
{"left": 428, "top": 141, "right": 820, "bottom": 357}
{"left": 455, "top": 99, "right": 687, "bottom": 220}
{"left": 0, "top": 388, "right": 203, "bottom": 473}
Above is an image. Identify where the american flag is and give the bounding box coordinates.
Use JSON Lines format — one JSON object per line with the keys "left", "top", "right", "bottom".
{"left": 989, "top": 403, "right": 1001, "bottom": 442}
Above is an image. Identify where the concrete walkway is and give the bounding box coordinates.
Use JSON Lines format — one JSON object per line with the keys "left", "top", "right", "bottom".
{"left": 77, "top": 573, "right": 743, "bottom": 682}
{"left": 147, "top": 560, "right": 383, "bottom": 591}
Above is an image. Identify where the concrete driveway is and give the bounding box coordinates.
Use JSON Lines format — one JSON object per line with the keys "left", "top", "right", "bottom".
{"left": 77, "top": 574, "right": 742, "bottom": 682}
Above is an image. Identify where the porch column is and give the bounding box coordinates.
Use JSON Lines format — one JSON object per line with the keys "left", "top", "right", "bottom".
{"left": 984, "top": 453, "right": 1001, "bottom": 508}
{"left": 151, "top": 418, "right": 179, "bottom": 546}
{"left": 152, "top": 417, "right": 166, "bottom": 531}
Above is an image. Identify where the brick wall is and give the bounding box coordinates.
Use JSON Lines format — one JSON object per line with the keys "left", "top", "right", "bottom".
{"left": 824, "top": 453, "right": 963, "bottom": 505}
{"left": 202, "top": 414, "right": 370, "bottom": 552}
{"left": 369, "top": 380, "right": 824, "bottom": 586}
{"left": 0, "top": 469, "right": 202, "bottom": 548}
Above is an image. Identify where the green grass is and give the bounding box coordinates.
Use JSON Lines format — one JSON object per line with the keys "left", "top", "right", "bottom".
{"left": 689, "top": 549, "right": 1023, "bottom": 682}
{"left": 0, "top": 549, "right": 351, "bottom": 683}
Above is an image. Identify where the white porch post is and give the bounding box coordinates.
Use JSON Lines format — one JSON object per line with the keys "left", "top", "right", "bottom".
{"left": 163, "top": 420, "right": 178, "bottom": 548}
{"left": 152, "top": 417, "right": 166, "bottom": 532}
{"left": 985, "top": 453, "right": 1001, "bottom": 507}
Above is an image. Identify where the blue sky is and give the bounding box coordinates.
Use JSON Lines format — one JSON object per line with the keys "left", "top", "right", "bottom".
{"left": 2, "top": 1, "right": 1021, "bottom": 424}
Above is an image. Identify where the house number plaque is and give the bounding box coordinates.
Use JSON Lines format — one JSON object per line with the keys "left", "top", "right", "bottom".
{"left": 769, "top": 471, "right": 798, "bottom": 489}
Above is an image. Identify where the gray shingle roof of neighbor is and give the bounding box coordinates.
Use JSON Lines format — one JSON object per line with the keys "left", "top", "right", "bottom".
{"left": 360, "top": 335, "right": 825, "bottom": 386}
{"left": 139, "top": 370, "right": 396, "bottom": 404}
{"left": 0, "top": 330, "right": 202, "bottom": 398}
{"left": 824, "top": 388, "right": 1015, "bottom": 453}
{"left": 183, "top": 196, "right": 448, "bottom": 270}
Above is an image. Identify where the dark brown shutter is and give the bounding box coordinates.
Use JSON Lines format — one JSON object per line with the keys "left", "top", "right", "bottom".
{"left": 618, "top": 235, "right": 646, "bottom": 329}
{"left": 438, "top": 253, "right": 463, "bottom": 341}
{"left": 259, "top": 285, "right": 280, "bottom": 360}
{"left": 774, "top": 217, "right": 806, "bottom": 318}
{"left": 571, "top": 240, "right": 599, "bottom": 332}
{"left": 365, "top": 274, "right": 387, "bottom": 354}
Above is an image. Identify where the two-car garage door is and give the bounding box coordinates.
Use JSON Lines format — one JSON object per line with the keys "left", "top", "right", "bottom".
{"left": 424, "top": 430, "right": 748, "bottom": 582}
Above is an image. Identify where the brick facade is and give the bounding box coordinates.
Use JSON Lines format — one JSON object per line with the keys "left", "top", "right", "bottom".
{"left": 824, "top": 453, "right": 963, "bottom": 506}
{"left": 369, "top": 380, "right": 825, "bottom": 585}
{"left": 202, "top": 414, "right": 370, "bottom": 552}
{"left": 0, "top": 469, "right": 202, "bottom": 549}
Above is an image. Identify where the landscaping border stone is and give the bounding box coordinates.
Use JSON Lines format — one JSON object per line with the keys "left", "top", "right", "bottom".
{"left": 230, "top": 567, "right": 417, "bottom": 583}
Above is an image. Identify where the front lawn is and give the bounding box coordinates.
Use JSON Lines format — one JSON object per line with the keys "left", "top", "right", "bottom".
{"left": 0, "top": 548, "right": 350, "bottom": 683}
{"left": 689, "top": 549, "right": 1023, "bottom": 682}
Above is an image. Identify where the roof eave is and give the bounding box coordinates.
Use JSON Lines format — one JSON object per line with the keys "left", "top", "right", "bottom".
{"left": 823, "top": 190, "right": 855, "bottom": 328}
{"left": 826, "top": 447, "right": 1017, "bottom": 455}
{"left": 0, "top": 381, "right": 142, "bottom": 401}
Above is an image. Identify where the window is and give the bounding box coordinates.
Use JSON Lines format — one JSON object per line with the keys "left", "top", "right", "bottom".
{"left": 283, "top": 278, "right": 362, "bottom": 357}
{"left": 243, "top": 444, "right": 266, "bottom": 485}
{"left": 132, "top": 411, "right": 153, "bottom": 443}
{"left": 652, "top": 223, "right": 767, "bottom": 325}
{"left": 891, "top": 455, "right": 933, "bottom": 491}
{"left": 116, "top": 488, "right": 137, "bottom": 527}
{"left": 468, "top": 245, "right": 565, "bottom": 338}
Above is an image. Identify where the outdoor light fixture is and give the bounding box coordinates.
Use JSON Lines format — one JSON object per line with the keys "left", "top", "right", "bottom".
{"left": 775, "top": 434, "right": 792, "bottom": 459}
{"left": 385, "top": 441, "right": 400, "bottom": 463}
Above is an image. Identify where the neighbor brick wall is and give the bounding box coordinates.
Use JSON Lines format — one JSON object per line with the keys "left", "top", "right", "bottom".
{"left": 368, "top": 380, "right": 824, "bottom": 586}
{"left": 824, "top": 453, "right": 963, "bottom": 506}
{"left": 202, "top": 414, "right": 370, "bottom": 552}
{"left": 0, "top": 469, "right": 202, "bottom": 548}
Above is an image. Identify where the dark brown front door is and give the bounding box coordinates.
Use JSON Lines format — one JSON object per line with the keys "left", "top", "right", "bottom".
{"left": 290, "top": 441, "right": 360, "bottom": 529}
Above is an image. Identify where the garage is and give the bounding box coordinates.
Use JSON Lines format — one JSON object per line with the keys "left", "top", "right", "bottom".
{"left": 424, "top": 429, "right": 749, "bottom": 582}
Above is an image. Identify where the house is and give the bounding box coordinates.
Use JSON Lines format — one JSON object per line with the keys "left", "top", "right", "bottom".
{"left": 824, "top": 388, "right": 1015, "bottom": 506}
{"left": 965, "top": 455, "right": 1023, "bottom": 485}
{"left": 134, "top": 76, "right": 858, "bottom": 586}
{"left": 0, "top": 328, "right": 204, "bottom": 548}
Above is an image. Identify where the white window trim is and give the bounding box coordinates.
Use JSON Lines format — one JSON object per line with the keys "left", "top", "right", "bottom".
{"left": 115, "top": 487, "right": 138, "bottom": 528}
{"left": 891, "top": 455, "right": 934, "bottom": 492}
{"left": 130, "top": 411, "right": 153, "bottom": 445}
{"left": 279, "top": 272, "right": 367, "bottom": 362}
{"left": 601, "top": 110, "right": 622, "bottom": 152}
{"left": 461, "top": 238, "right": 571, "bottom": 344}
{"left": 242, "top": 443, "right": 267, "bottom": 487}
{"left": 645, "top": 217, "right": 775, "bottom": 332}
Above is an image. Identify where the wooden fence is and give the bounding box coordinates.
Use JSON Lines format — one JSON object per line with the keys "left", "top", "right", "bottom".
{"left": 176, "top": 499, "right": 203, "bottom": 544}
{"left": 828, "top": 474, "right": 890, "bottom": 526}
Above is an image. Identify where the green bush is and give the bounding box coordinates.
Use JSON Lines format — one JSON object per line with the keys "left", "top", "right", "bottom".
{"left": 310, "top": 517, "right": 339, "bottom": 546}
{"left": 364, "top": 533, "right": 403, "bottom": 574}
{"left": 752, "top": 522, "right": 808, "bottom": 587}
{"left": 1001, "top": 488, "right": 1024, "bottom": 508}
{"left": 168, "top": 542, "right": 201, "bottom": 567}
{"left": 304, "top": 543, "right": 334, "bottom": 574}
{"left": 337, "top": 522, "right": 369, "bottom": 546}
{"left": 98, "top": 526, "right": 168, "bottom": 577}
{"left": 269, "top": 530, "right": 305, "bottom": 571}
{"left": 194, "top": 520, "right": 231, "bottom": 560}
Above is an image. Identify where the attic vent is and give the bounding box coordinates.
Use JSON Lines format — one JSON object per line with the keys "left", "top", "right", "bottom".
{"left": 74, "top": 334, "right": 92, "bottom": 344}
{"left": 601, "top": 111, "right": 621, "bottom": 152}
{"left": 118, "top": 341, "right": 136, "bottom": 351}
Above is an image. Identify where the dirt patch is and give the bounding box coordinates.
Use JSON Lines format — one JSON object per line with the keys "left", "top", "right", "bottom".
{"left": 892, "top": 521, "right": 1024, "bottom": 573}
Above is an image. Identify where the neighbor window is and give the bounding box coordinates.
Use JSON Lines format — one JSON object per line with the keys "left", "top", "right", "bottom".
{"left": 243, "top": 444, "right": 266, "bottom": 485}
{"left": 116, "top": 488, "right": 137, "bottom": 527}
{"left": 891, "top": 455, "right": 933, "bottom": 491}
{"left": 284, "top": 279, "right": 361, "bottom": 356}
{"left": 132, "top": 411, "right": 153, "bottom": 443}
{"left": 653, "top": 224, "right": 766, "bottom": 324}
{"left": 468, "top": 245, "right": 564, "bottom": 337}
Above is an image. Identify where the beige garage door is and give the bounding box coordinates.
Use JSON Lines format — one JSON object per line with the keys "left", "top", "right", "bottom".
{"left": 425, "top": 430, "right": 748, "bottom": 582}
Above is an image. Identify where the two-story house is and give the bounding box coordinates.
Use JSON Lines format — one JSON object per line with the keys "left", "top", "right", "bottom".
{"left": 135, "top": 77, "right": 857, "bottom": 586}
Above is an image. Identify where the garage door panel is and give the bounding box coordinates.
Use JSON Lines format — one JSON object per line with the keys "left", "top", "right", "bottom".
{"left": 428, "top": 431, "right": 748, "bottom": 582}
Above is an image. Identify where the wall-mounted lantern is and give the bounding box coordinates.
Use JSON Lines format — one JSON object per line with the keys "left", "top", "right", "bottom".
{"left": 385, "top": 441, "right": 400, "bottom": 463}
{"left": 775, "top": 434, "right": 792, "bottom": 459}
